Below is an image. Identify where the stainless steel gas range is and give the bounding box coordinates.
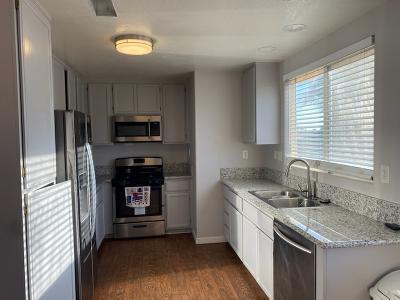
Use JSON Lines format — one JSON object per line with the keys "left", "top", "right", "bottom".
{"left": 112, "top": 157, "right": 166, "bottom": 238}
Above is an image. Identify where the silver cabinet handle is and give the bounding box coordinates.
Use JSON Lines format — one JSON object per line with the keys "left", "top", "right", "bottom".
{"left": 274, "top": 226, "right": 312, "bottom": 254}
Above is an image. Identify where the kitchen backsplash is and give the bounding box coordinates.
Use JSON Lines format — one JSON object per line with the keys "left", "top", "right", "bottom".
{"left": 221, "top": 167, "right": 400, "bottom": 224}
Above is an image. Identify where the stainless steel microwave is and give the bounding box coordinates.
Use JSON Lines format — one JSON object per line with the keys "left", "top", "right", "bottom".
{"left": 113, "top": 115, "right": 162, "bottom": 143}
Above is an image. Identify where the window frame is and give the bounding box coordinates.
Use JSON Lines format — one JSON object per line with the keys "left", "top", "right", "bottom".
{"left": 284, "top": 43, "right": 375, "bottom": 182}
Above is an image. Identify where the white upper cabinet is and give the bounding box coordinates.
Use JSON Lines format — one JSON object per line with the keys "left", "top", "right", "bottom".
{"left": 88, "top": 84, "right": 113, "bottom": 145}
{"left": 52, "top": 57, "right": 66, "bottom": 110}
{"left": 19, "top": 0, "right": 56, "bottom": 189}
{"left": 112, "top": 83, "right": 136, "bottom": 114}
{"left": 162, "top": 85, "right": 187, "bottom": 144}
{"left": 66, "top": 67, "right": 77, "bottom": 110}
{"left": 136, "top": 84, "right": 161, "bottom": 114}
{"left": 76, "top": 76, "right": 87, "bottom": 114}
{"left": 242, "top": 63, "right": 280, "bottom": 145}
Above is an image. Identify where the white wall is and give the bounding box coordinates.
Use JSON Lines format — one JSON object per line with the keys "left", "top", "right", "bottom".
{"left": 264, "top": 0, "right": 400, "bottom": 204}
{"left": 193, "top": 70, "right": 269, "bottom": 241}
{"left": 0, "top": 0, "right": 26, "bottom": 298}
{"left": 93, "top": 144, "right": 188, "bottom": 166}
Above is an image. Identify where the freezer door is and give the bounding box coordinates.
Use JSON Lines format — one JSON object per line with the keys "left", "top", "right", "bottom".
{"left": 25, "top": 181, "right": 76, "bottom": 300}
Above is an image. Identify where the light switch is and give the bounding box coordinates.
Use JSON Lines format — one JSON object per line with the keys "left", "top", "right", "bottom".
{"left": 274, "top": 151, "right": 283, "bottom": 161}
{"left": 380, "top": 165, "right": 390, "bottom": 184}
{"left": 242, "top": 150, "right": 249, "bottom": 160}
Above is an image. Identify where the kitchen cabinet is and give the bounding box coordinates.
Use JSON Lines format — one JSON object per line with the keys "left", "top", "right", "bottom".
{"left": 243, "top": 215, "right": 258, "bottom": 277}
{"left": 257, "top": 229, "right": 274, "bottom": 298}
{"left": 113, "top": 83, "right": 136, "bottom": 114}
{"left": 76, "top": 76, "right": 87, "bottom": 114}
{"left": 229, "top": 203, "right": 243, "bottom": 258}
{"left": 88, "top": 83, "right": 113, "bottom": 145}
{"left": 136, "top": 84, "right": 161, "bottom": 114}
{"left": 66, "top": 67, "right": 77, "bottom": 110}
{"left": 165, "top": 178, "right": 191, "bottom": 231}
{"left": 52, "top": 57, "right": 66, "bottom": 110}
{"left": 162, "top": 85, "right": 187, "bottom": 144}
{"left": 242, "top": 63, "right": 280, "bottom": 145}
{"left": 96, "top": 184, "right": 105, "bottom": 249}
{"left": 19, "top": 0, "right": 56, "bottom": 189}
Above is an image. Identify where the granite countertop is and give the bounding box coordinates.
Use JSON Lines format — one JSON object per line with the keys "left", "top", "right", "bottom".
{"left": 222, "top": 178, "right": 400, "bottom": 249}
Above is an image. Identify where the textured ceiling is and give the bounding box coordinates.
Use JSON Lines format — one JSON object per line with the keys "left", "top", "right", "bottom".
{"left": 38, "top": 0, "right": 386, "bottom": 81}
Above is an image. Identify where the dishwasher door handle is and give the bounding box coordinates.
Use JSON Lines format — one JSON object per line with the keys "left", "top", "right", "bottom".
{"left": 274, "top": 226, "right": 312, "bottom": 254}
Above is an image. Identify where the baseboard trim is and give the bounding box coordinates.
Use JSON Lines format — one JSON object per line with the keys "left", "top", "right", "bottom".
{"left": 194, "top": 235, "right": 226, "bottom": 244}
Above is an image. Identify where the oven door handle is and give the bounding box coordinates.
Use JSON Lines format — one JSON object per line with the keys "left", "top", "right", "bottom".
{"left": 273, "top": 226, "right": 312, "bottom": 254}
{"left": 147, "top": 120, "right": 151, "bottom": 138}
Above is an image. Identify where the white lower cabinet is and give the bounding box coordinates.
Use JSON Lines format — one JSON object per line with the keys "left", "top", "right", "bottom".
{"left": 166, "top": 192, "right": 191, "bottom": 230}
{"left": 242, "top": 216, "right": 258, "bottom": 277}
{"left": 223, "top": 184, "right": 273, "bottom": 298}
{"left": 257, "top": 229, "right": 274, "bottom": 298}
{"left": 96, "top": 184, "right": 106, "bottom": 249}
{"left": 165, "top": 177, "right": 191, "bottom": 232}
{"left": 229, "top": 203, "right": 243, "bottom": 258}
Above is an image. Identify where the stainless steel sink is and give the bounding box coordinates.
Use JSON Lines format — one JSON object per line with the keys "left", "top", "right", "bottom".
{"left": 249, "top": 189, "right": 320, "bottom": 209}
{"left": 250, "top": 190, "right": 300, "bottom": 199}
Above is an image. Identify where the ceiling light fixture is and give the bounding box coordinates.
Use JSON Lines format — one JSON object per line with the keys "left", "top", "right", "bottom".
{"left": 114, "top": 34, "right": 155, "bottom": 56}
{"left": 283, "top": 24, "right": 306, "bottom": 32}
{"left": 258, "top": 46, "right": 277, "bottom": 53}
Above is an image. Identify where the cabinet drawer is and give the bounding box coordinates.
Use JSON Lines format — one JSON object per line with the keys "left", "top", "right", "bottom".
{"left": 165, "top": 179, "right": 190, "bottom": 192}
{"left": 223, "top": 185, "right": 242, "bottom": 212}
{"left": 243, "top": 200, "right": 273, "bottom": 239}
{"left": 224, "top": 211, "right": 229, "bottom": 227}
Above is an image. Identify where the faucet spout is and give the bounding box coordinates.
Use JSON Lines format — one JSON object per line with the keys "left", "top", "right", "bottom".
{"left": 285, "top": 158, "right": 313, "bottom": 199}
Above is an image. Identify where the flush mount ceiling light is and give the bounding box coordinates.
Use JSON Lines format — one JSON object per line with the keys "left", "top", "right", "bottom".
{"left": 258, "top": 46, "right": 277, "bottom": 53}
{"left": 114, "top": 34, "right": 155, "bottom": 55}
{"left": 283, "top": 24, "right": 306, "bottom": 32}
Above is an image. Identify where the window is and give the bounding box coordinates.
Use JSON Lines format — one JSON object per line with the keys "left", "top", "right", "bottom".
{"left": 287, "top": 46, "right": 375, "bottom": 177}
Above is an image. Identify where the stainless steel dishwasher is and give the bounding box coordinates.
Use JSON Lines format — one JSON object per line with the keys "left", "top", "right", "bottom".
{"left": 273, "top": 220, "right": 316, "bottom": 300}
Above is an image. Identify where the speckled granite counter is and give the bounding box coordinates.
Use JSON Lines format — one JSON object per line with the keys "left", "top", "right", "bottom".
{"left": 222, "top": 178, "right": 400, "bottom": 249}
{"left": 164, "top": 172, "right": 191, "bottom": 179}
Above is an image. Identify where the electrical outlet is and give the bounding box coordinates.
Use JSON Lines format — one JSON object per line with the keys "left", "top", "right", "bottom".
{"left": 274, "top": 151, "right": 283, "bottom": 161}
{"left": 242, "top": 150, "right": 249, "bottom": 160}
{"left": 380, "top": 165, "right": 390, "bottom": 184}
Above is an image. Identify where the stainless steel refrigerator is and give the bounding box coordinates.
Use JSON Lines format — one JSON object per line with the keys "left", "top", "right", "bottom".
{"left": 55, "top": 110, "right": 97, "bottom": 300}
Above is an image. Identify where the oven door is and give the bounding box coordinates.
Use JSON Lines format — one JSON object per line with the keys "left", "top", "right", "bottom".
{"left": 113, "top": 184, "right": 165, "bottom": 223}
{"left": 113, "top": 115, "right": 162, "bottom": 142}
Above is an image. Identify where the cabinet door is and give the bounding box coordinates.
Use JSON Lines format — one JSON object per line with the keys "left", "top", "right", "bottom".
{"left": 242, "top": 66, "right": 256, "bottom": 143}
{"left": 229, "top": 204, "right": 242, "bottom": 258}
{"left": 162, "top": 85, "right": 187, "bottom": 144}
{"left": 102, "top": 182, "right": 113, "bottom": 235}
{"left": 257, "top": 230, "right": 274, "bottom": 298}
{"left": 136, "top": 84, "right": 161, "bottom": 114}
{"left": 88, "top": 84, "right": 113, "bottom": 145}
{"left": 76, "top": 77, "right": 87, "bottom": 114}
{"left": 66, "top": 68, "right": 77, "bottom": 110}
{"left": 96, "top": 201, "right": 105, "bottom": 250}
{"left": 113, "top": 83, "right": 135, "bottom": 114}
{"left": 166, "top": 192, "right": 190, "bottom": 230}
{"left": 243, "top": 216, "right": 258, "bottom": 277}
{"left": 19, "top": 0, "right": 56, "bottom": 189}
{"left": 52, "top": 57, "right": 66, "bottom": 110}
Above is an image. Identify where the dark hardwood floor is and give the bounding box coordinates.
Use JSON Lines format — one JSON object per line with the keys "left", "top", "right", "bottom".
{"left": 94, "top": 234, "right": 268, "bottom": 300}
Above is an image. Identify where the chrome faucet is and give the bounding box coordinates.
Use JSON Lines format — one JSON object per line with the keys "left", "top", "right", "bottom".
{"left": 284, "top": 158, "right": 313, "bottom": 199}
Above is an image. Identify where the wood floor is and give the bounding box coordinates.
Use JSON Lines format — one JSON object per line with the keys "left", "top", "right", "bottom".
{"left": 94, "top": 234, "right": 268, "bottom": 300}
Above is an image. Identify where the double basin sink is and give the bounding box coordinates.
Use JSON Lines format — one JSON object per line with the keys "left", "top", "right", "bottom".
{"left": 249, "top": 189, "right": 320, "bottom": 209}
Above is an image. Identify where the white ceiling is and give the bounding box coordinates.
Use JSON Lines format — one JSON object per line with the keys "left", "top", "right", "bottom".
{"left": 39, "top": 0, "right": 386, "bottom": 82}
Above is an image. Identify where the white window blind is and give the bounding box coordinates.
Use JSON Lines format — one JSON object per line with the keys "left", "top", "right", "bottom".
{"left": 287, "top": 47, "right": 375, "bottom": 176}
